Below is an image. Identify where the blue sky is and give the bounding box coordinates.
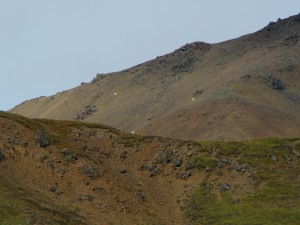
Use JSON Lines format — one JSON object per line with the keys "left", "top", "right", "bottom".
{"left": 1, "top": 0, "right": 300, "bottom": 111}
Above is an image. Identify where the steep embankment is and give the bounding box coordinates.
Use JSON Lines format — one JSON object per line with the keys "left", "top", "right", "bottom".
{"left": 11, "top": 13, "right": 300, "bottom": 140}
{"left": 0, "top": 111, "right": 300, "bottom": 225}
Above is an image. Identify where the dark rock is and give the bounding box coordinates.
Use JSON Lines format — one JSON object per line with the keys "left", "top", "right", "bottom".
{"left": 136, "top": 191, "right": 145, "bottom": 202}
{"left": 74, "top": 105, "right": 96, "bottom": 120}
{"left": 240, "top": 74, "right": 252, "bottom": 80}
{"left": 236, "top": 165, "right": 243, "bottom": 171}
{"left": 78, "top": 164, "right": 100, "bottom": 179}
{"left": 67, "top": 154, "right": 78, "bottom": 161}
{"left": 49, "top": 185, "right": 56, "bottom": 192}
{"left": 36, "top": 131, "right": 50, "bottom": 148}
{"left": 138, "top": 164, "right": 148, "bottom": 171}
{"left": 220, "top": 183, "right": 231, "bottom": 191}
{"left": 227, "top": 166, "right": 234, "bottom": 171}
{"left": 185, "top": 159, "right": 195, "bottom": 170}
{"left": 282, "top": 34, "right": 298, "bottom": 47}
{"left": 124, "top": 142, "right": 135, "bottom": 148}
{"left": 192, "top": 90, "right": 203, "bottom": 98}
{"left": 266, "top": 75, "right": 285, "bottom": 90}
{"left": 119, "top": 168, "right": 127, "bottom": 174}
{"left": 176, "top": 172, "right": 192, "bottom": 180}
{"left": 72, "top": 154, "right": 79, "bottom": 161}
{"left": 55, "top": 167, "right": 67, "bottom": 174}
{"left": 21, "top": 141, "right": 28, "bottom": 147}
{"left": 119, "top": 150, "right": 127, "bottom": 159}
{"left": 149, "top": 170, "right": 158, "bottom": 177}
{"left": 174, "top": 42, "right": 210, "bottom": 54}
{"left": 154, "top": 151, "right": 172, "bottom": 164}
{"left": 232, "top": 199, "right": 241, "bottom": 205}
{"left": 270, "top": 154, "right": 277, "bottom": 161}
{"left": 79, "top": 194, "right": 94, "bottom": 202}
{"left": 148, "top": 164, "right": 157, "bottom": 171}
{"left": 217, "top": 162, "right": 224, "bottom": 168}
{"left": 60, "top": 148, "right": 78, "bottom": 161}
{"left": 222, "top": 158, "right": 229, "bottom": 163}
{"left": 171, "top": 57, "right": 197, "bottom": 74}
{"left": 93, "top": 186, "right": 106, "bottom": 194}
{"left": 40, "top": 154, "right": 49, "bottom": 163}
{"left": 61, "top": 148, "right": 71, "bottom": 155}
{"left": 174, "top": 159, "right": 183, "bottom": 167}
{"left": 0, "top": 149, "right": 6, "bottom": 161}
{"left": 281, "top": 65, "right": 295, "bottom": 72}
{"left": 7, "top": 137, "right": 17, "bottom": 144}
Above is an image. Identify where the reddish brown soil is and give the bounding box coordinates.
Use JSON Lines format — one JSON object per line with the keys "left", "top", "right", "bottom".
{"left": 0, "top": 112, "right": 254, "bottom": 225}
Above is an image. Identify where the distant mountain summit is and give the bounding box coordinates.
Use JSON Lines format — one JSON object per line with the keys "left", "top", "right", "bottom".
{"left": 11, "top": 13, "right": 300, "bottom": 140}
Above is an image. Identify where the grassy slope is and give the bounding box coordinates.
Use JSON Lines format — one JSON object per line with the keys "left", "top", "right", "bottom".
{"left": 185, "top": 139, "right": 300, "bottom": 225}
{"left": 0, "top": 175, "right": 87, "bottom": 225}
{"left": 0, "top": 112, "right": 299, "bottom": 225}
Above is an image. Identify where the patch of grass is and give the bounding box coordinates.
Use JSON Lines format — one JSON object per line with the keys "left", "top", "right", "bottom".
{"left": 0, "top": 175, "right": 87, "bottom": 225}
{"left": 185, "top": 138, "right": 300, "bottom": 225}
{"left": 294, "top": 141, "right": 300, "bottom": 151}
{"left": 189, "top": 156, "right": 218, "bottom": 169}
{"left": 186, "top": 180, "right": 300, "bottom": 225}
{"left": 0, "top": 111, "right": 42, "bottom": 131}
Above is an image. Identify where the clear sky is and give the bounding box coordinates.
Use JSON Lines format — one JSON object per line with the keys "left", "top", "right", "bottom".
{"left": 1, "top": 0, "right": 300, "bottom": 111}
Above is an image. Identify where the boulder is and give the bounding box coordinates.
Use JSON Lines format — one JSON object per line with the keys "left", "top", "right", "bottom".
{"left": 220, "top": 183, "right": 231, "bottom": 191}
{"left": 266, "top": 75, "right": 285, "bottom": 90}
{"left": 78, "top": 164, "right": 100, "bottom": 179}
{"left": 174, "top": 159, "right": 183, "bottom": 167}
{"left": 36, "top": 131, "right": 50, "bottom": 148}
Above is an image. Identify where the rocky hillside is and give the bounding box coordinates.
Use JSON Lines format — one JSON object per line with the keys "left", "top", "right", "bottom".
{"left": 11, "top": 13, "right": 300, "bottom": 140}
{"left": 1, "top": 111, "right": 300, "bottom": 225}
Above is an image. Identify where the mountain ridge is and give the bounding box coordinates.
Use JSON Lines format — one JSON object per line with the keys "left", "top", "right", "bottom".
{"left": 11, "top": 13, "right": 300, "bottom": 140}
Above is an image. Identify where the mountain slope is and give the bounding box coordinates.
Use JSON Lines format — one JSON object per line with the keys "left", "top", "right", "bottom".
{"left": 0, "top": 111, "right": 300, "bottom": 225}
{"left": 11, "top": 13, "right": 300, "bottom": 140}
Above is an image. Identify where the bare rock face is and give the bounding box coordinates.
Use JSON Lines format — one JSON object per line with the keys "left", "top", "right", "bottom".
{"left": 282, "top": 34, "right": 299, "bottom": 47}
{"left": 74, "top": 105, "right": 97, "bottom": 120}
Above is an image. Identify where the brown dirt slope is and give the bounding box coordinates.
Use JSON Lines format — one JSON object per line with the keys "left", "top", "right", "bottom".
{"left": 0, "top": 112, "right": 300, "bottom": 225}
{"left": 11, "top": 13, "right": 300, "bottom": 140}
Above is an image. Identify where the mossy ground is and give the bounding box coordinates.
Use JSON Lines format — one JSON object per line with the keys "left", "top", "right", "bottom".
{"left": 0, "top": 175, "right": 87, "bottom": 225}
{"left": 0, "top": 181, "right": 27, "bottom": 225}
{"left": 185, "top": 138, "right": 300, "bottom": 225}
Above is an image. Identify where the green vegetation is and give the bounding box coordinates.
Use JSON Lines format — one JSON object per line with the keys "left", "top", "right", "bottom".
{"left": 188, "top": 156, "right": 218, "bottom": 170}
{"left": 0, "top": 175, "right": 87, "bottom": 225}
{"left": 0, "top": 182, "right": 27, "bottom": 225}
{"left": 185, "top": 138, "right": 300, "bottom": 225}
{"left": 0, "top": 111, "right": 43, "bottom": 131}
